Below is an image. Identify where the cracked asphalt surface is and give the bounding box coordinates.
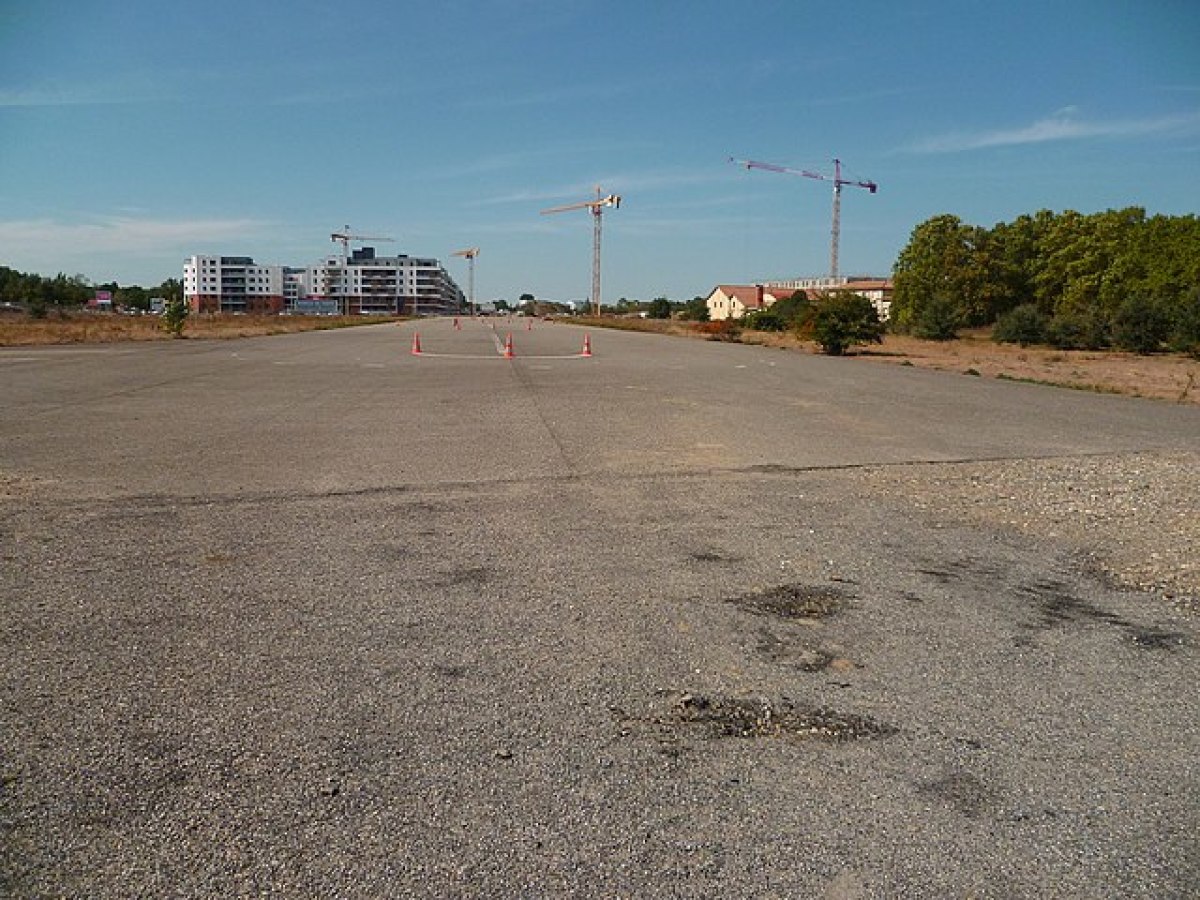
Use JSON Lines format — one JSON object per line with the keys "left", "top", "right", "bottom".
{"left": 2, "top": 320, "right": 1197, "bottom": 897}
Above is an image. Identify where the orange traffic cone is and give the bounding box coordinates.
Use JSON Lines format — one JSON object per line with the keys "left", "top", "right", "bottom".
{"left": 453, "top": 317, "right": 460, "bottom": 330}
{"left": 526, "top": 318, "right": 532, "bottom": 331}
{"left": 581, "top": 333, "right": 592, "bottom": 357}
{"left": 503, "top": 333, "right": 515, "bottom": 358}
{"left": 411, "top": 332, "right": 422, "bottom": 355}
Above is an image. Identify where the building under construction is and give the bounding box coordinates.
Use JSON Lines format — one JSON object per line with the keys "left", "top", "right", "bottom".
{"left": 184, "top": 248, "right": 465, "bottom": 316}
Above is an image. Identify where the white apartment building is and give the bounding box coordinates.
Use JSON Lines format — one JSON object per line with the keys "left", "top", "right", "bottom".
{"left": 183, "top": 255, "right": 285, "bottom": 314}
{"left": 307, "top": 247, "right": 464, "bottom": 316}
{"left": 184, "top": 248, "right": 465, "bottom": 316}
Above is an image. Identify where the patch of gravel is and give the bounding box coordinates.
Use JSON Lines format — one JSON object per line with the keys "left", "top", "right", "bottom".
{"left": 0, "top": 472, "right": 54, "bottom": 502}
{"left": 857, "top": 451, "right": 1200, "bottom": 612}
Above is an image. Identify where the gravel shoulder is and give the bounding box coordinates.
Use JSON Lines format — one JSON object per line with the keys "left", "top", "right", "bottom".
{"left": 854, "top": 451, "right": 1200, "bottom": 612}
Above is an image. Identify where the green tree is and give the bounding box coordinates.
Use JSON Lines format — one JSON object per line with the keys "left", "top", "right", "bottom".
{"left": 765, "top": 290, "right": 812, "bottom": 327}
{"left": 118, "top": 285, "right": 149, "bottom": 312}
{"left": 679, "top": 296, "right": 709, "bottom": 322}
{"left": 647, "top": 296, "right": 672, "bottom": 319}
{"left": 891, "top": 215, "right": 993, "bottom": 331}
{"left": 812, "top": 293, "right": 883, "bottom": 355}
{"left": 1168, "top": 288, "right": 1200, "bottom": 357}
{"left": 156, "top": 277, "right": 183, "bottom": 304}
{"left": 1034, "top": 207, "right": 1145, "bottom": 317}
{"left": 161, "top": 295, "right": 189, "bottom": 338}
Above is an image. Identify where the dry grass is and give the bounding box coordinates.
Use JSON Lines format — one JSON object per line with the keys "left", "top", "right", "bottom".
{"left": 578, "top": 317, "right": 1200, "bottom": 405}
{"left": 0, "top": 311, "right": 395, "bottom": 346}
{"left": 857, "top": 330, "right": 1200, "bottom": 405}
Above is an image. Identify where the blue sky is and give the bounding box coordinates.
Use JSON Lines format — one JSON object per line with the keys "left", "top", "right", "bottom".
{"left": 1, "top": 0, "right": 1198, "bottom": 304}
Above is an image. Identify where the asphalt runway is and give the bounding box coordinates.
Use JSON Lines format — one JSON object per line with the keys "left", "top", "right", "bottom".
{"left": 2, "top": 319, "right": 1198, "bottom": 897}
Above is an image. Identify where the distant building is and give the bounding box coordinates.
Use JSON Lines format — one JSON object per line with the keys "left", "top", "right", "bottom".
{"left": 706, "top": 277, "right": 894, "bottom": 322}
{"left": 184, "top": 247, "right": 465, "bottom": 316}
{"left": 704, "top": 284, "right": 797, "bottom": 321}
{"left": 183, "top": 256, "right": 284, "bottom": 314}
{"left": 306, "top": 247, "right": 464, "bottom": 316}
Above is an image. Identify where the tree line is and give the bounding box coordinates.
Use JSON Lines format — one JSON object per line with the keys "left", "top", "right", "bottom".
{"left": 0, "top": 266, "right": 182, "bottom": 318}
{"left": 890, "top": 208, "right": 1200, "bottom": 354}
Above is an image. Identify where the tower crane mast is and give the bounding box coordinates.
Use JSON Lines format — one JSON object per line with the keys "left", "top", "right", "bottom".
{"left": 541, "top": 186, "right": 621, "bottom": 317}
{"left": 729, "top": 157, "right": 877, "bottom": 281}
{"left": 452, "top": 247, "right": 480, "bottom": 316}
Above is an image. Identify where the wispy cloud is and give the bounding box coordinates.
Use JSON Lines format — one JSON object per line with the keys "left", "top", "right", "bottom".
{"left": 0, "top": 65, "right": 206, "bottom": 106}
{"left": 0, "top": 84, "right": 140, "bottom": 107}
{"left": 900, "top": 108, "right": 1200, "bottom": 153}
{"left": 0, "top": 215, "right": 269, "bottom": 253}
{"left": 475, "top": 169, "right": 727, "bottom": 208}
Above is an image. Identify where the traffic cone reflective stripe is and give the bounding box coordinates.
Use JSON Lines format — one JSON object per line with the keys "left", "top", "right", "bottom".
{"left": 581, "top": 334, "right": 592, "bottom": 357}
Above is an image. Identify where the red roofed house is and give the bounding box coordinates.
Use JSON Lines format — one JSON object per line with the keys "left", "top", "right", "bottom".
{"left": 704, "top": 284, "right": 798, "bottom": 321}
{"left": 763, "top": 277, "right": 894, "bottom": 322}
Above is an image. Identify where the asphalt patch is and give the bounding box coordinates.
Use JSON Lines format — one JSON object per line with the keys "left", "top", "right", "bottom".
{"left": 666, "top": 693, "right": 895, "bottom": 742}
{"left": 731, "top": 583, "right": 847, "bottom": 621}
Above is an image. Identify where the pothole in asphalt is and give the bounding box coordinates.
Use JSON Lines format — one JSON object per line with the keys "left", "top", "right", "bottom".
{"left": 730, "top": 583, "right": 847, "bottom": 621}
{"left": 663, "top": 692, "right": 895, "bottom": 742}
{"left": 756, "top": 629, "right": 858, "bottom": 673}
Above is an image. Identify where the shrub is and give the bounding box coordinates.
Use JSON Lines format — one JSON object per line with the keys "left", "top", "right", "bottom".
{"left": 1044, "top": 309, "right": 1109, "bottom": 350}
{"left": 743, "top": 309, "right": 786, "bottom": 332}
{"left": 911, "top": 291, "right": 961, "bottom": 341}
{"left": 812, "top": 293, "right": 883, "bottom": 356}
{"left": 696, "top": 319, "right": 742, "bottom": 341}
{"left": 161, "top": 296, "right": 189, "bottom": 338}
{"left": 992, "top": 303, "right": 1047, "bottom": 346}
{"left": 1169, "top": 288, "right": 1200, "bottom": 358}
{"left": 1111, "top": 295, "right": 1170, "bottom": 354}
